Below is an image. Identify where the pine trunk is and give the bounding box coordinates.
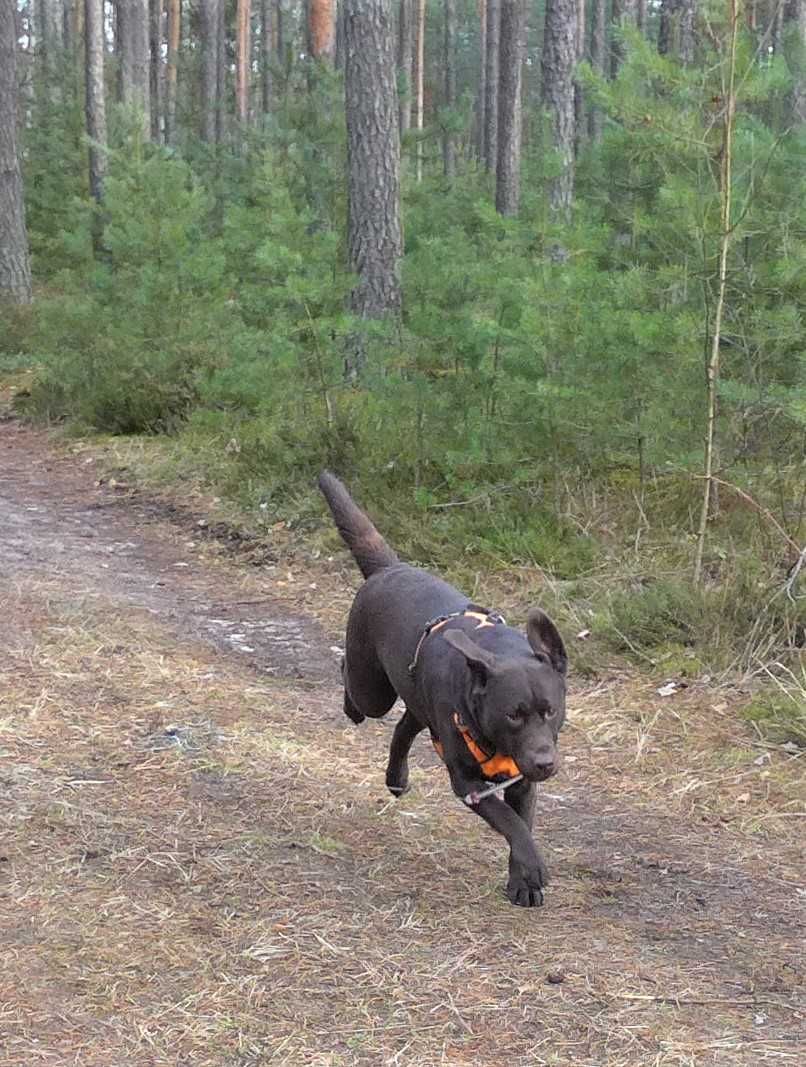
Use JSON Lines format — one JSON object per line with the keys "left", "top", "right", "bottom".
{"left": 414, "top": 0, "right": 425, "bottom": 181}
{"left": 216, "top": 0, "right": 226, "bottom": 143}
{"left": 0, "top": 0, "right": 33, "bottom": 303}
{"left": 495, "top": 0, "right": 523, "bottom": 214}
{"left": 343, "top": 0, "right": 402, "bottom": 362}
{"left": 610, "top": 0, "right": 637, "bottom": 77}
{"left": 237, "top": 0, "right": 251, "bottom": 121}
{"left": 260, "top": 0, "right": 273, "bottom": 113}
{"left": 308, "top": 0, "right": 335, "bottom": 59}
{"left": 165, "top": 0, "right": 180, "bottom": 142}
{"left": 84, "top": 0, "right": 107, "bottom": 251}
{"left": 795, "top": 0, "right": 806, "bottom": 124}
{"left": 118, "top": 0, "right": 150, "bottom": 135}
{"left": 657, "top": 0, "right": 675, "bottom": 55}
{"left": 397, "top": 0, "right": 413, "bottom": 135}
{"left": 543, "top": 0, "right": 577, "bottom": 219}
{"left": 199, "top": 0, "right": 218, "bottom": 142}
{"left": 475, "top": 0, "right": 487, "bottom": 161}
{"left": 679, "top": 0, "right": 696, "bottom": 64}
{"left": 484, "top": 0, "right": 500, "bottom": 172}
{"left": 149, "top": 0, "right": 163, "bottom": 141}
{"left": 443, "top": 0, "right": 457, "bottom": 178}
{"left": 588, "top": 0, "right": 605, "bottom": 139}
{"left": 574, "top": 0, "right": 585, "bottom": 151}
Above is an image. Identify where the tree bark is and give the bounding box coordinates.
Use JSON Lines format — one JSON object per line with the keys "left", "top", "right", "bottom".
{"left": 543, "top": 0, "right": 577, "bottom": 219}
{"left": 237, "top": 0, "right": 251, "bottom": 121}
{"left": 575, "top": 0, "right": 585, "bottom": 152}
{"left": 397, "top": 0, "right": 413, "bottom": 135}
{"left": 588, "top": 0, "right": 605, "bottom": 140}
{"left": 794, "top": 0, "right": 806, "bottom": 124}
{"left": 679, "top": 0, "right": 696, "bottom": 65}
{"left": 308, "top": 0, "right": 335, "bottom": 59}
{"left": 165, "top": 0, "right": 180, "bottom": 142}
{"left": 84, "top": 0, "right": 107, "bottom": 252}
{"left": 118, "top": 0, "right": 150, "bottom": 135}
{"left": 694, "top": 0, "right": 738, "bottom": 583}
{"left": 216, "top": 0, "right": 226, "bottom": 142}
{"left": 484, "top": 0, "right": 500, "bottom": 172}
{"left": 260, "top": 0, "right": 273, "bottom": 113}
{"left": 343, "top": 0, "right": 402, "bottom": 367}
{"left": 475, "top": 0, "right": 487, "bottom": 161}
{"left": 199, "top": 0, "right": 219, "bottom": 142}
{"left": 657, "top": 0, "right": 676, "bottom": 55}
{"left": 443, "top": 0, "right": 457, "bottom": 178}
{"left": 149, "top": 0, "right": 163, "bottom": 140}
{"left": 610, "top": 0, "right": 637, "bottom": 77}
{"left": 495, "top": 0, "right": 524, "bottom": 214}
{"left": 414, "top": 0, "right": 425, "bottom": 181}
{"left": 0, "top": 0, "right": 33, "bottom": 303}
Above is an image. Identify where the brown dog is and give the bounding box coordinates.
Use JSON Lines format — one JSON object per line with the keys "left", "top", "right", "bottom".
{"left": 320, "top": 472, "right": 567, "bottom": 907}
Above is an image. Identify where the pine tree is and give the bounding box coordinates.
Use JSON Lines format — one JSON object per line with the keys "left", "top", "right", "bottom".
{"left": 0, "top": 0, "right": 33, "bottom": 302}
{"left": 343, "top": 0, "right": 402, "bottom": 372}
{"left": 442, "top": 0, "right": 457, "bottom": 178}
{"left": 543, "top": 0, "right": 577, "bottom": 218}
{"left": 495, "top": 0, "right": 524, "bottom": 215}
{"left": 84, "top": 0, "right": 107, "bottom": 242}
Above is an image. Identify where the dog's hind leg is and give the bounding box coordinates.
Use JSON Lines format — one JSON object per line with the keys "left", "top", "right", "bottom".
{"left": 385, "top": 709, "right": 424, "bottom": 797}
{"left": 341, "top": 649, "right": 397, "bottom": 724}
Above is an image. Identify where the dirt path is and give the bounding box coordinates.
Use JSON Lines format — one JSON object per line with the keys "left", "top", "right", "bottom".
{"left": 1, "top": 420, "right": 804, "bottom": 1066}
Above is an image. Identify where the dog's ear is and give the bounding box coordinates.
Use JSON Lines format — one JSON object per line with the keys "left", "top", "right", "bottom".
{"left": 526, "top": 609, "right": 568, "bottom": 675}
{"left": 442, "top": 629, "right": 498, "bottom": 685}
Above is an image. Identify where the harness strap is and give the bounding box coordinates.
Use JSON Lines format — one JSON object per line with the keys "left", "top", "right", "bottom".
{"left": 431, "top": 713, "right": 521, "bottom": 780}
{"left": 407, "top": 606, "right": 505, "bottom": 676}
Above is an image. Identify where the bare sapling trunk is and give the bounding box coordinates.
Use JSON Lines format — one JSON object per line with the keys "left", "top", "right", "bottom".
{"left": 694, "top": 0, "right": 739, "bottom": 582}
{"left": 0, "top": 0, "right": 33, "bottom": 302}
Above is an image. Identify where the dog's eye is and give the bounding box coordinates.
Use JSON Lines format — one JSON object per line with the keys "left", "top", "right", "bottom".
{"left": 506, "top": 709, "right": 524, "bottom": 725}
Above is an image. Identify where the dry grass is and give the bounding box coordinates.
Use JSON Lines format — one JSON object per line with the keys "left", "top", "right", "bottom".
{"left": 2, "top": 575, "right": 805, "bottom": 1067}
{"left": 1, "top": 419, "right": 804, "bottom": 1065}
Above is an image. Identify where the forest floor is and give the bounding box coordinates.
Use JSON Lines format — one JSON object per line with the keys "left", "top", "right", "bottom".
{"left": 1, "top": 404, "right": 805, "bottom": 1066}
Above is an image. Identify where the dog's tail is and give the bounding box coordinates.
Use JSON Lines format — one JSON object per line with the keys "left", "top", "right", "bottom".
{"left": 318, "top": 471, "right": 399, "bottom": 579}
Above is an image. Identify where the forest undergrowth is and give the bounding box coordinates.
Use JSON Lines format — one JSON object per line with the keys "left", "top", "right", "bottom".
{"left": 2, "top": 34, "right": 805, "bottom": 743}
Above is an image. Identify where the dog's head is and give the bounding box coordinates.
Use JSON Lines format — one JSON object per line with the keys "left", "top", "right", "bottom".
{"left": 443, "top": 609, "right": 567, "bottom": 783}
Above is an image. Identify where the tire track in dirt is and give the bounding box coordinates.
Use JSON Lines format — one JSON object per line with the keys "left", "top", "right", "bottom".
{"left": 0, "top": 421, "right": 336, "bottom": 685}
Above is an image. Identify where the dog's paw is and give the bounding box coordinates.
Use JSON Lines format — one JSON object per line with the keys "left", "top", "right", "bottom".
{"left": 387, "top": 782, "right": 410, "bottom": 798}
{"left": 506, "top": 875, "right": 545, "bottom": 908}
{"left": 343, "top": 693, "right": 365, "bottom": 724}
{"left": 385, "top": 771, "right": 410, "bottom": 798}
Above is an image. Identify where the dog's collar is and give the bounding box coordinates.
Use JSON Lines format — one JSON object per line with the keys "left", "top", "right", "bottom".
{"left": 407, "top": 606, "right": 506, "bottom": 676}
{"left": 431, "top": 713, "right": 521, "bottom": 779}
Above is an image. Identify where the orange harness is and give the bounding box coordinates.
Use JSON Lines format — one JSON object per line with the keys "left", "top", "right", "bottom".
{"left": 432, "top": 713, "right": 521, "bottom": 779}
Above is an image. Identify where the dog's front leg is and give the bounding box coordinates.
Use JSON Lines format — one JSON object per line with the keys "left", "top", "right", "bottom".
{"left": 444, "top": 762, "right": 548, "bottom": 907}
{"left": 504, "top": 778, "right": 545, "bottom": 907}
